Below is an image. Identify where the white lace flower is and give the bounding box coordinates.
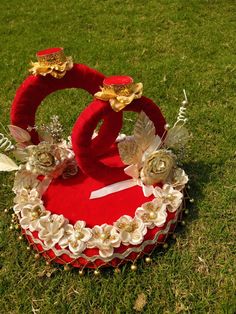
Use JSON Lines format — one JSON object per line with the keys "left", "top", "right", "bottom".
{"left": 171, "top": 168, "right": 188, "bottom": 191}
{"left": 13, "top": 188, "right": 42, "bottom": 214}
{"left": 87, "top": 224, "right": 121, "bottom": 258}
{"left": 38, "top": 214, "right": 68, "bottom": 249}
{"left": 20, "top": 203, "right": 50, "bottom": 232}
{"left": 136, "top": 198, "right": 167, "bottom": 228}
{"left": 114, "top": 215, "right": 147, "bottom": 245}
{"left": 153, "top": 184, "right": 183, "bottom": 212}
{"left": 59, "top": 221, "right": 92, "bottom": 255}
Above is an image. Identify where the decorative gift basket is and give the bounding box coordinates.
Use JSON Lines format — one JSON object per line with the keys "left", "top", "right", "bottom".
{"left": 1, "top": 48, "right": 191, "bottom": 274}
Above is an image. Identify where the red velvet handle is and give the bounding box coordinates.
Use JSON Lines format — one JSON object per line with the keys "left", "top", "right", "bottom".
{"left": 72, "top": 96, "right": 166, "bottom": 185}
{"left": 10, "top": 64, "right": 120, "bottom": 156}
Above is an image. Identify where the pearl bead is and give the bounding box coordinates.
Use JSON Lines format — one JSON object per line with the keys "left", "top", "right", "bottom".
{"left": 131, "top": 264, "right": 137, "bottom": 271}
{"left": 18, "top": 235, "right": 23, "bottom": 240}
{"left": 114, "top": 268, "right": 121, "bottom": 274}
{"left": 15, "top": 224, "right": 20, "bottom": 230}
{"left": 182, "top": 100, "right": 188, "bottom": 106}
{"left": 94, "top": 269, "right": 100, "bottom": 276}
{"left": 149, "top": 211, "right": 156, "bottom": 219}
{"left": 184, "top": 209, "right": 189, "bottom": 215}
{"left": 26, "top": 246, "right": 31, "bottom": 251}
{"left": 4, "top": 208, "right": 8, "bottom": 213}
{"left": 34, "top": 253, "right": 40, "bottom": 260}
{"left": 190, "top": 198, "right": 194, "bottom": 203}
{"left": 64, "top": 264, "right": 70, "bottom": 271}
{"left": 163, "top": 243, "right": 168, "bottom": 249}
{"left": 145, "top": 257, "right": 152, "bottom": 263}
{"left": 100, "top": 233, "right": 106, "bottom": 240}
{"left": 164, "top": 124, "right": 170, "bottom": 130}
{"left": 46, "top": 261, "right": 51, "bottom": 265}
{"left": 79, "top": 270, "right": 84, "bottom": 276}
{"left": 181, "top": 220, "right": 186, "bottom": 226}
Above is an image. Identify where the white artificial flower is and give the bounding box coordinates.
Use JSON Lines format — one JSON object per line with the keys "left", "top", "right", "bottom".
{"left": 136, "top": 198, "right": 167, "bottom": 228}
{"left": 153, "top": 184, "right": 183, "bottom": 212}
{"left": 87, "top": 224, "right": 121, "bottom": 258}
{"left": 20, "top": 203, "right": 50, "bottom": 232}
{"left": 114, "top": 215, "right": 147, "bottom": 245}
{"left": 59, "top": 221, "right": 92, "bottom": 255}
{"left": 171, "top": 168, "right": 189, "bottom": 191}
{"left": 13, "top": 168, "right": 40, "bottom": 193}
{"left": 38, "top": 214, "right": 68, "bottom": 249}
{"left": 13, "top": 188, "right": 42, "bottom": 214}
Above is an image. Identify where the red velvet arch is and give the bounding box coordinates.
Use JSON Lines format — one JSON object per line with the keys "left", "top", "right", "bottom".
{"left": 72, "top": 96, "right": 166, "bottom": 184}
{"left": 10, "top": 64, "right": 122, "bottom": 156}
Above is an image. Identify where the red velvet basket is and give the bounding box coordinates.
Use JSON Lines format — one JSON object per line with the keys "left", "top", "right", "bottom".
{"left": 10, "top": 49, "right": 186, "bottom": 271}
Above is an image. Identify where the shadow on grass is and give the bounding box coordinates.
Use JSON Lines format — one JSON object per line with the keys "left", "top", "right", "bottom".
{"left": 142, "top": 160, "right": 218, "bottom": 263}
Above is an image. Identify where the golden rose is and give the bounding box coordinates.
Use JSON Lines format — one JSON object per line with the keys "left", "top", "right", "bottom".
{"left": 140, "top": 150, "right": 176, "bottom": 186}
{"left": 25, "top": 142, "right": 74, "bottom": 177}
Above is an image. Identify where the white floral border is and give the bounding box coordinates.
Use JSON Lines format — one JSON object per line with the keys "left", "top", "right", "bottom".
{"left": 13, "top": 168, "right": 188, "bottom": 262}
{"left": 23, "top": 205, "right": 182, "bottom": 263}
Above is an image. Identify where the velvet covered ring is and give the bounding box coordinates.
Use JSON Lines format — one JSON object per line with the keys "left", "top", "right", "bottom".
{"left": 72, "top": 96, "right": 166, "bottom": 184}
{"left": 10, "top": 48, "right": 122, "bottom": 156}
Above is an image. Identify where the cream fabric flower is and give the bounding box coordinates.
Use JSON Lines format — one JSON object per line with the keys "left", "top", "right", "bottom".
{"left": 25, "top": 142, "right": 74, "bottom": 177}
{"left": 171, "top": 168, "right": 188, "bottom": 191}
{"left": 87, "top": 224, "right": 121, "bottom": 258}
{"left": 114, "top": 215, "right": 147, "bottom": 245}
{"left": 140, "top": 150, "right": 176, "bottom": 186}
{"left": 13, "top": 188, "right": 42, "bottom": 214}
{"left": 20, "top": 203, "right": 50, "bottom": 232}
{"left": 59, "top": 221, "right": 92, "bottom": 255}
{"left": 13, "top": 168, "right": 40, "bottom": 193}
{"left": 153, "top": 184, "right": 183, "bottom": 212}
{"left": 38, "top": 214, "right": 68, "bottom": 249}
{"left": 136, "top": 198, "right": 167, "bottom": 228}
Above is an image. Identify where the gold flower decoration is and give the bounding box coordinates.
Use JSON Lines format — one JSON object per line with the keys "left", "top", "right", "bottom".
{"left": 29, "top": 48, "right": 73, "bottom": 79}
{"left": 25, "top": 142, "right": 74, "bottom": 177}
{"left": 94, "top": 82, "right": 143, "bottom": 112}
{"left": 140, "top": 150, "right": 176, "bottom": 186}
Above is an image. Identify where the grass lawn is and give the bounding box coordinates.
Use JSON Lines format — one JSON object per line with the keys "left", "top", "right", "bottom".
{"left": 0, "top": 0, "right": 235, "bottom": 313}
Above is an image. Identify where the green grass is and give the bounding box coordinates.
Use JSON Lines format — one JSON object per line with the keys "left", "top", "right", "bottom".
{"left": 0, "top": 0, "right": 235, "bottom": 313}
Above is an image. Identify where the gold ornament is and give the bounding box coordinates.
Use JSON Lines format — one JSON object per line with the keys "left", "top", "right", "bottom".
{"left": 114, "top": 267, "right": 121, "bottom": 274}
{"left": 94, "top": 269, "right": 100, "bottom": 276}
{"left": 94, "top": 81, "right": 143, "bottom": 112}
{"left": 64, "top": 264, "right": 70, "bottom": 271}
{"left": 141, "top": 150, "right": 176, "bottom": 186}
{"left": 29, "top": 48, "right": 73, "bottom": 79}
{"left": 34, "top": 253, "right": 40, "bottom": 260}
{"left": 131, "top": 264, "right": 137, "bottom": 271}
{"left": 145, "top": 257, "right": 152, "bottom": 263}
{"left": 79, "top": 270, "right": 84, "bottom": 276}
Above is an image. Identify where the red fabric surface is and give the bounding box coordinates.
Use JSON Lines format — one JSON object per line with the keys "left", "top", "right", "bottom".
{"left": 37, "top": 47, "right": 62, "bottom": 56}
{"left": 10, "top": 64, "right": 120, "bottom": 156}
{"left": 103, "top": 75, "right": 133, "bottom": 85}
{"left": 72, "top": 96, "right": 166, "bottom": 184}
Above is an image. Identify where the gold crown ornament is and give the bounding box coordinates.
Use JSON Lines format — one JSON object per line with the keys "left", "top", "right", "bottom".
{"left": 29, "top": 47, "right": 73, "bottom": 79}
{"left": 94, "top": 76, "right": 143, "bottom": 112}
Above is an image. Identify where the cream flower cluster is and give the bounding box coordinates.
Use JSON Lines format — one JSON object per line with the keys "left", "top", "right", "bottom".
{"left": 13, "top": 168, "right": 187, "bottom": 259}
